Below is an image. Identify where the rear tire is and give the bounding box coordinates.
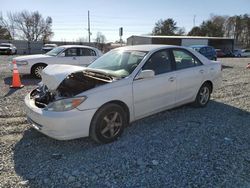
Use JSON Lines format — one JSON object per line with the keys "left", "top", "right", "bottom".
{"left": 31, "top": 64, "right": 46, "bottom": 78}
{"left": 90, "top": 103, "right": 127, "bottom": 144}
{"left": 193, "top": 83, "right": 211, "bottom": 107}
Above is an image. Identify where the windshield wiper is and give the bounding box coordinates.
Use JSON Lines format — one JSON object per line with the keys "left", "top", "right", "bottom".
{"left": 84, "top": 70, "right": 114, "bottom": 82}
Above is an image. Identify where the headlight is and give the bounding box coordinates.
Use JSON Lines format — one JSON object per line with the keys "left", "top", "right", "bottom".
{"left": 16, "top": 61, "right": 28, "bottom": 65}
{"left": 44, "top": 97, "right": 87, "bottom": 112}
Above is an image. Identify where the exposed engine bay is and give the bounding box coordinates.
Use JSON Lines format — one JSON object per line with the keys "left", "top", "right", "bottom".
{"left": 30, "top": 70, "right": 113, "bottom": 108}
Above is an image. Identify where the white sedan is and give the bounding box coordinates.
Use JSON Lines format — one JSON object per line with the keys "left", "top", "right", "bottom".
{"left": 12, "top": 45, "right": 102, "bottom": 78}
{"left": 25, "top": 45, "right": 221, "bottom": 143}
{"left": 0, "top": 43, "right": 17, "bottom": 55}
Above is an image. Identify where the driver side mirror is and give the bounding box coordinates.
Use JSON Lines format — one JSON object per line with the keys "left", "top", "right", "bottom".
{"left": 135, "top": 70, "right": 155, "bottom": 80}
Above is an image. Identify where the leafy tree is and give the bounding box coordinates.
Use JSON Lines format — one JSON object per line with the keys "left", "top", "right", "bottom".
{"left": 152, "top": 18, "right": 178, "bottom": 35}
{"left": 188, "top": 15, "right": 225, "bottom": 37}
{"left": 188, "top": 26, "right": 204, "bottom": 36}
{"left": 199, "top": 20, "right": 224, "bottom": 37}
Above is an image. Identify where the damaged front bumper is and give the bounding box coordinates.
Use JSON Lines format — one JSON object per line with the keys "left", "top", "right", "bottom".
{"left": 24, "top": 94, "right": 97, "bottom": 140}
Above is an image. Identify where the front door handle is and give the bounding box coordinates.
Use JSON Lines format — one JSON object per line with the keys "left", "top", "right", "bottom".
{"left": 168, "top": 77, "right": 175, "bottom": 82}
{"left": 73, "top": 57, "right": 77, "bottom": 60}
{"left": 199, "top": 70, "right": 204, "bottom": 74}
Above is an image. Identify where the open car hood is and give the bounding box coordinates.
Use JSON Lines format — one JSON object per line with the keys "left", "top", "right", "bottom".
{"left": 41, "top": 64, "right": 86, "bottom": 91}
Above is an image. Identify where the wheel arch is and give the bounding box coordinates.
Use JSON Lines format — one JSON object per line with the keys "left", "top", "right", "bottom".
{"left": 202, "top": 80, "right": 213, "bottom": 93}
{"left": 96, "top": 100, "right": 130, "bottom": 123}
{"left": 30, "top": 62, "right": 48, "bottom": 74}
{"left": 89, "top": 100, "right": 130, "bottom": 135}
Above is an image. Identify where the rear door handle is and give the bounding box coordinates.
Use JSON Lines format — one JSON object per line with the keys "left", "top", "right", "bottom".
{"left": 73, "top": 57, "right": 77, "bottom": 60}
{"left": 168, "top": 77, "right": 175, "bottom": 82}
{"left": 199, "top": 70, "right": 204, "bottom": 74}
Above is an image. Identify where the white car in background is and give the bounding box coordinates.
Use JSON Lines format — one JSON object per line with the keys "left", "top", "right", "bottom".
{"left": 13, "top": 45, "right": 102, "bottom": 78}
{"left": 0, "top": 43, "right": 17, "bottom": 55}
{"left": 41, "top": 43, "right": 57, "bottom": 53}
{"left": 25, "top": 45, "right": 221, "bottom": 143}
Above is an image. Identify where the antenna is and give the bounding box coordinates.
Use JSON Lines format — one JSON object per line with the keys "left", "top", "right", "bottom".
{"left": 193, "top": 15, "right": 196, "bottom": 27}
{"left": 88, "top": 10, "right": 91, "bottom": 43}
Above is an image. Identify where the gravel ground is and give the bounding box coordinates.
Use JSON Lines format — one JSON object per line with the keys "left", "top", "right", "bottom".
{"left": 0, "top": 55, "right": 250, "bottom": 187}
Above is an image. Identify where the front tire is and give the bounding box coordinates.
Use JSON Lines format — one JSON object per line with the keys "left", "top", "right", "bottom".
{"left": 194, "top": 83, "right": 211, "bottom": 107}
{"left": 31, "top": 64, "right": 46, "bottom": 78}
{"left": 90, "top": 103, "right": 127, "bottom": 144}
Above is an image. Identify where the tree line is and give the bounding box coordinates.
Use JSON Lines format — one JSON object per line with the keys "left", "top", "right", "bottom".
{"left": 0, "top": 10, "right": 53, "bottom": 42}
{"left": 152, "top": 14, "right": 250, "bottom": 48}
{"left": 1, "top": 10, "right": 250, "bottom": 48}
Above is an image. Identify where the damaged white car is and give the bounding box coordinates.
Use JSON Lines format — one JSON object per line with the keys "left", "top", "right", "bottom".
{"left": 25, "top": 45, "right": 221, "bottom": 143}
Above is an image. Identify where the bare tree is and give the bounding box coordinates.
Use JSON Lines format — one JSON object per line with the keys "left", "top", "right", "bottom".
{"left": 0, "top": 26, "right": 11, "bottom": 39}
{"left": 76, "top": 37, "right": 89, "bottom": 43}
{"left": 0, "top": 12, "right": 14, "bottom": 39}
{"left": 95, "top": 32, "right": 106, "bottom": 43}
{"left": 1, "top": 10, "right": 53, "bottom": 41}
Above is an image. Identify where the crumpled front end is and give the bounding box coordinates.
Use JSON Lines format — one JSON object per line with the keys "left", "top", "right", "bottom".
{"left": 24, "top": 64, "right": 113, "bottom": 140}
{"left": 32, "top": 64, "right": 111, "bottom": 108}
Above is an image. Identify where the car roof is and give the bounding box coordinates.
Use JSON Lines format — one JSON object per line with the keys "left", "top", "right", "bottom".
{"left": 44, "top": 44, "right": 57, "bottom": 46}
{"left": 59, "top": 45, "right": 97, "bottom": 49}
{"left": 114, "top": 44, "right": 183, "bottom": 52}
{"left": 190, "top": 45, "right": 210, "bottom": 48}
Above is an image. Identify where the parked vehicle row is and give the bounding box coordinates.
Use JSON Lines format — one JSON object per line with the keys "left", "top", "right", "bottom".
{"left": 0, "top": 43, "right": 58, "bottom": 55}
{"left": 41, "top": 43, "right": 57, "bottom": 53}
{"left": 12, "top": 45, "right": 103, "bottom": 78}
{"left": 0, "top": 43, "right": 17, "bottom": 55}
{"left": 190, "top": 45, "right": 217, "bottom": 61}
{"left": 216, "top": 48, "right": 250, "bottom": 58}
{"left": 190, "top": 45, "right": 250, "bottom": 59}
{"left": 24, "top": 45, "right": 222, "bottom": 143}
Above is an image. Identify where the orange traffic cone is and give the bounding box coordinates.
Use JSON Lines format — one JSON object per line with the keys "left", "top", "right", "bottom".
{"left": 10, "top": 62, "right": 24, "bottom": 88}
{"left": 246, "top": 63, "right": 250, "bottom": 69}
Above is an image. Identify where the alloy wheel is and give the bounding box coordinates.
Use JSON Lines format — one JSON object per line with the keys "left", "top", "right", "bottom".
{"left": 34, "top": 66, "right": 44, "bottom": 78}
{"left": 100, "top": 112, "right": 122, "bottom": 139}
{"left": 199, "top": 86, "right": 210, "bottom": 105}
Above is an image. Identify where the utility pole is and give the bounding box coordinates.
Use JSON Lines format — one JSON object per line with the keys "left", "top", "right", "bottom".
{"left": 119, "top": 27, "right": 123, "bottom": 46}
{"left": 88, "top": 10, "right": 91, "bottom": 43}
{"left": 193, "top": 15, "right": 196, "bottom": 27}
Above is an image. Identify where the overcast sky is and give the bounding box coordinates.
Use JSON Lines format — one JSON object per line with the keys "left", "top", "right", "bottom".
{"left": 1, "top": 0, "right": 250, "bottom": 42}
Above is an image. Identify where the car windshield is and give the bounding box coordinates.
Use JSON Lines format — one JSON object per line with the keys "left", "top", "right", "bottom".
{"left": 88, "top": 50, "right": 147, "bottom": 78}
{"left": 46, "top": 47, "right": 65, "bottom": 56}
{"left": 0, "top": 44, "right": 11, "bottom": 47}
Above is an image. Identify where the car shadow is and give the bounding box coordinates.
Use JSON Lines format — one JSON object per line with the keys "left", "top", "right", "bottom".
{"left": 222, "top": 65, "right": 233, "bottom": 69}
{"left": 12, "top": 101, "right": 250, "bottom": 187}
{"left": 4, "top": 75, "right": 40, "bottom": 86}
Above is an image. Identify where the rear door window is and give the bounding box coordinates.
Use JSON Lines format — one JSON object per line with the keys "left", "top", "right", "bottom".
{"left": 172, "top": 49, "right": 202, "bottom": 70}
{"left": 64, "top": 48, "right": 78, "bottom": 56}
{"left": 79, "top": 48, "right": 96, "bottom": 56}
